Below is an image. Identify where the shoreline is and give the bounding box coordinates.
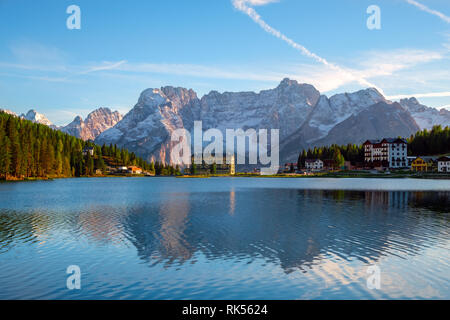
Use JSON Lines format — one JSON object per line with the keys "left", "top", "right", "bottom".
{"left": 179, "top": 173, "right": 450, "bottom": 179}
{"left": 2, "top": 172, "right": 450, "bottom": 182}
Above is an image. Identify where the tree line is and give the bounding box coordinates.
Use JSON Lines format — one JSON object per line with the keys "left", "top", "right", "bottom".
{"left": 296, "top": 125, "right": 450, "bottom": 168}
{"left": 0, "top": 112, "right": 180, "bottom": 180}
{"left": 408, "top": 125, "right": 450, "bottom": 156}
{"left": 297, "top": 143, "right": 363, "bottom": 168}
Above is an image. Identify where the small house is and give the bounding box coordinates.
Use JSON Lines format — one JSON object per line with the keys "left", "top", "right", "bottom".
{"left": 437, "top": 156, "right": 450, "bottom": 173}
{"left": 117, "top": 166, "right": 128, "bottom": 173}
{"left": 305, "top": 159, "right": 323, "bottom": 171}
{"left": 323, "top": 159, "right": 336, "bottom": 171}
{"left": 284, "top": 163, "right": 297, "bottom": 173}
{"left": 411, "top": 157, "right": 436, "bottom": 172}
{"left": 128, "top": 166, "right": 142, "bottom": 174}
{"left": 82, "top": 146, "right": 94, "bottom": 157}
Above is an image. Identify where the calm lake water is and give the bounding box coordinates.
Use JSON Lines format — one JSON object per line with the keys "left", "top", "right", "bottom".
{"left": 0, "top": 177, "right": 449, "bottom": 300}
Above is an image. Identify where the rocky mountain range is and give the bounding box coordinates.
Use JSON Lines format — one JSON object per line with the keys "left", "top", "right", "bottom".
{"left": 60, "top": 108, "right": 123, "bottom": 141}
{"left": 3, "top": 79, "right": 449, "bottom": 165}
{"left": 399, "top": 97, "right": 450, "bottom": 131}
{"left": 95, "top": 79, "right": 431, "bottom": 164}
{"left": 95, "top": 79, "right": 324, "bottom": 163}
{"left": 0, "top": 107, "right": 123, "bottom": 142}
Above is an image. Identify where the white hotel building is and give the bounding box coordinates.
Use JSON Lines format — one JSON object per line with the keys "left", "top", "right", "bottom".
{"left": 363, "top": 138, "right": 408, "bottom": 169}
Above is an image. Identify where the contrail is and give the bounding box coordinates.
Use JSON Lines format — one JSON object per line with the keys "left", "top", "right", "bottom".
{"left": 405, "top": 0, "right": 450, "bottom": 24}
{"left": 231, "top": 0, "right": 384, "bottom": 93}
{"left": 80, "top": 60, "right": 127, "bottom": 74}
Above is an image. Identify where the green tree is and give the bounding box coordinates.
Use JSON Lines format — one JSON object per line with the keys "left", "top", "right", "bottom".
{"left": 55, "top": 138, "right": 64, "bottom": 175}
{"left": 191, "top": 159, "right": 197, "bottom": 175}
{"left": 0, "top": 136, "right": 11, "bottom": 179}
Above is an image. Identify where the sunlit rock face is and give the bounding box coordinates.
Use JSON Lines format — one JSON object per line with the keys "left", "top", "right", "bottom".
{"left": 61, "top": 108, "right": 123, "bottom": 141}
{"left": 95, "top": 79, "right": 433, "bottom": 164}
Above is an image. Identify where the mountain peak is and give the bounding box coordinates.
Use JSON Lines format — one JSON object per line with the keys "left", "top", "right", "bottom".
{"left": 400, "top": 97, "right": 420, "bottom": 105}
{"left": 60, "top": 107, "right": 123, "bottom": 141}
{"left": 21, "top": 109, "right": 53, "bottom": 126}
{"left": 72, "top": 115, "right": 83, "bottom": 124}
{"left": 138, "top": 88, "right": 168, "bottom": 107}
{"left": 278, "top": 78, "right": 298, "bottom": 88}
{"left": 399, "top": 97, "right": 450, "bottom": 130}
{"left": 367, "top": 87, "right": 385, "bottom": 98}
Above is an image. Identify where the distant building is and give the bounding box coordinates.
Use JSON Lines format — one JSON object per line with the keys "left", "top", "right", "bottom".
{"left": 411, "top": 157, "right": 429, "bottom": 172}
{"left": 106, "top": 166, "right": 117, "bottom": 174}
{"left": 117, "top": 166, "right": 128, "bottom": 173}
{"left": 363, "top": 138, "right": 408, "bottom": 169}
{"left": 323, "top": 159, "right": 336, "bottom": 171}
{"left": 305, "top": 159, "right": 323, "bottom": 171}
{"left": 411, "top": 156, "right": 436, "bottom": 172}
{"left": 128, "top": 166, "right": 142, "bottom": 174}
{"left": 284, "top": 163, "right": 297, "bottom": 173}
{"left": 344, "top": 161, "right": 364, "bottom": 171}
{"left": 437, "top": 156, "right": 450, "bottom": 173}
{"left": 188, "top": 154, "right": 236, "bottom": 175}
{"left": 82, "top": 146, "right": 94, "bottom": 156}
{"left": 407, "top": 156, "right": 416, "bottom": 167}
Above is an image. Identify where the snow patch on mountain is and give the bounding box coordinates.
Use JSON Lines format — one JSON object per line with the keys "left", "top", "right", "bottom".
{"left": 20, "top": 109, "right": 54, "bottom": 127}
{"left": 0, "top": 108, "right": 18, "bottom": 116}
{"left": 399, "top": 98, "right": 450, "bottom": 130}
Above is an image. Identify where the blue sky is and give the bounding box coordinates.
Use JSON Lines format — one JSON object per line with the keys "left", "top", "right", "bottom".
{"left": 1, "top": 0, "right": 450, "bottom": 125}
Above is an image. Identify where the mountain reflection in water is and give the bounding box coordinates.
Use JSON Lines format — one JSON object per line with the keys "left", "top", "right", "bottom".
{"left": 0, "top": 178, "right": 449, "bottom": 299}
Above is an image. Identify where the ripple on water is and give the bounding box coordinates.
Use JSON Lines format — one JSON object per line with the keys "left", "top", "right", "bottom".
{"left": 0, "top": 178, "right": 449, "bottom": 299}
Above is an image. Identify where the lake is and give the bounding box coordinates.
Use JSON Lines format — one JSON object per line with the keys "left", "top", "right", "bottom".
{"left": 0, "top": 177, "right": 449, "bottom": 299}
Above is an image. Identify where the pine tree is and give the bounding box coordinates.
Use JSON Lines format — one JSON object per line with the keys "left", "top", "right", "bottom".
{"left": 0, "top": 136, "right": 11, "bottom": 179}
{"left": 55, "top": 138, "right": 63, "bottom": 176}
{"left": 150, "top": 162, "right": 155, "bottom": 174}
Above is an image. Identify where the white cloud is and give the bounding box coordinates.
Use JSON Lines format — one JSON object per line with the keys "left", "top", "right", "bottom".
{"left": 1, "top": 40, "right": 448, "bottom": 101}
{"left": 241, "top": 0, "right": 279, "bottom": 5}
{"left": 387, "top": 91, "right": 450, "bottom": 100}
{"left": 278, "top": 48, "right": 445, "bottom": 93}
{"left": 117, "top": 62, "right": 284, "bottom": 82}
{"left": 0, "top": 72, "right": 71, "bottom": 83}
{"left": 353, "top": 49, "right": 444, "bottom": 83}
{"left": 405, "top": 0, "right": 450, "bottom": 24}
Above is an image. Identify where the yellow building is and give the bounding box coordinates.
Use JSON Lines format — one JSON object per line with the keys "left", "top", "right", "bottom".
{"left": 411, "top": 157, "right": 432, "bottom": 172}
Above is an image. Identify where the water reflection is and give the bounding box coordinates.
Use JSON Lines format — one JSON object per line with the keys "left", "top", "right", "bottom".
{"left": 0, "top": 185, "right": 449, "bottom": 299}
{"left": 118, "top": 190, "right": 450, "bottom": 272}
